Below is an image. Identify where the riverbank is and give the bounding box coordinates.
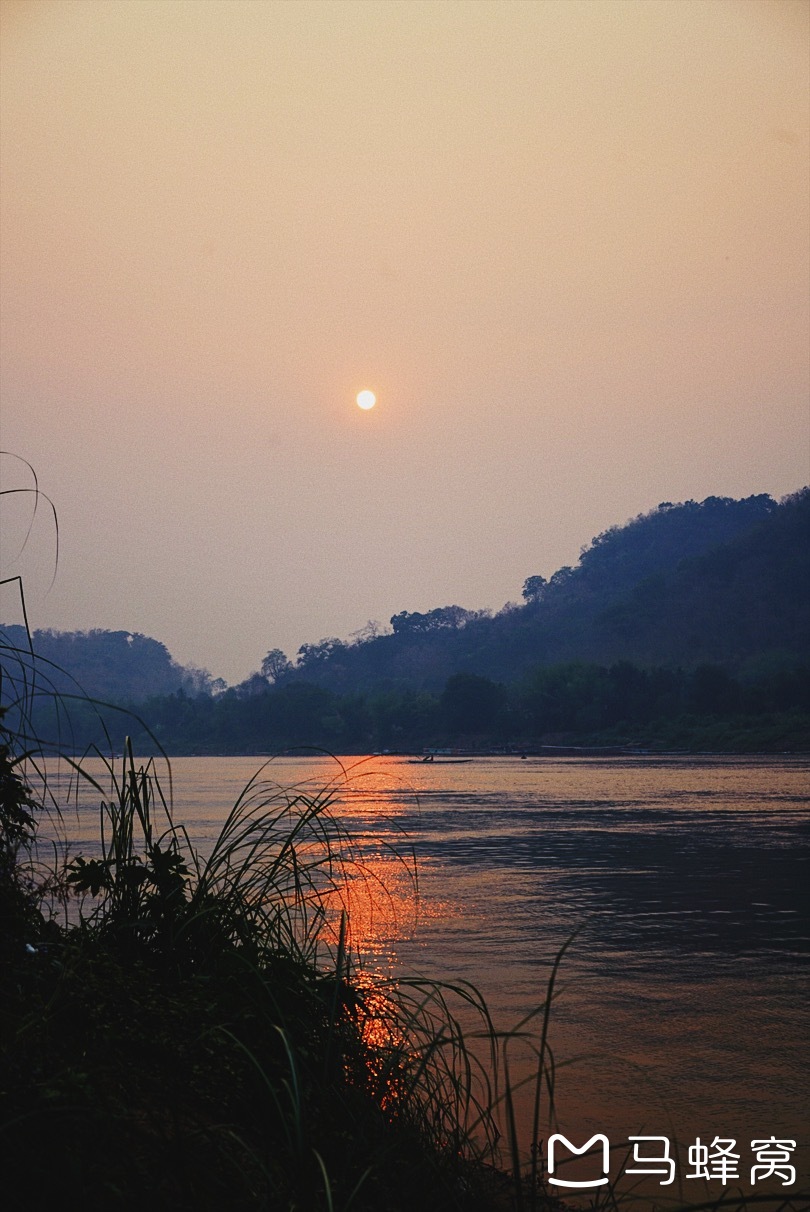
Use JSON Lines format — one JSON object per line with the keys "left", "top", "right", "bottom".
{"left": 42, "top": 708, "right": 810, "bottom": 759}
{"left": 568, "top": 708, "right": 810, "bottom": 753}
{"left": 13, "top": 648, "right": 808, "bottom": 759}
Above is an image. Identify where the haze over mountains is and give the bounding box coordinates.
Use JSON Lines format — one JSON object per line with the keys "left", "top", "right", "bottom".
{"left": 3, "top": 491, "right": 808, "bottom": 706}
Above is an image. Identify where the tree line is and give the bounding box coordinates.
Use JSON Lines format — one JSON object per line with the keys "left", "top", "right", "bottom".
{"left": 31, "top": 658, "right": 809, "bottom": 756}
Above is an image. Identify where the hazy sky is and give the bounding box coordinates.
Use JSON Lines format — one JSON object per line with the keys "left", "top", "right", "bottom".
{"left": 1, "top": 0, "right": 808, "bottom": 683}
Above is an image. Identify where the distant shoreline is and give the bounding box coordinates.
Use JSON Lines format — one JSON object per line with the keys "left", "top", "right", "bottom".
{"left": 123, "top": 746, "right": 810, "bottom": 760}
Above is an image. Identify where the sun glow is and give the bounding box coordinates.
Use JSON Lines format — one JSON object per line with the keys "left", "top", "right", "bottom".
{"left": 356, "top": 390, "right": 376, "bottom": 410}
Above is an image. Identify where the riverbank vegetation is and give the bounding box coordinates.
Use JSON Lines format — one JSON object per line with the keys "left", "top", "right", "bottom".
{"left": 14, "top": 654, "right": 810, "bottom": 756}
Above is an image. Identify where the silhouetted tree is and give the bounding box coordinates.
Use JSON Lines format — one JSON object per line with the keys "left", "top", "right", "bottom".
{"left": 522, "top": 575, "right": 547, "bottom": 604}
{"left": 296, "top": 638, "right": 346, "bottom": 671}
{"left": 390, "top": 606, "right": 474, "bottom": 635}
{"left": 260, "top": 648, "right": 292, "bottom": 684}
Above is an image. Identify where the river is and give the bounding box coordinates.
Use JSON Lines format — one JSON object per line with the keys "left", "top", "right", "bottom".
{"left": 51, "top": 752, "right": 809, "bottom": 1200}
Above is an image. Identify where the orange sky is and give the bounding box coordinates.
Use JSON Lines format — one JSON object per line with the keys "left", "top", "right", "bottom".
{"left": 1, "top": 0, "right": 808, "bottom": 682}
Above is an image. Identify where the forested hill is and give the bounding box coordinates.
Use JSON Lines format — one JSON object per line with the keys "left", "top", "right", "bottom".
{"left": 2, "top": 492, "right": 807, "bottom": 710}
{"left": 271, "top": 490, "right": 810, "bottom": 694}
{"left": 0, "top": 627, "right": 217, "bottom": 704}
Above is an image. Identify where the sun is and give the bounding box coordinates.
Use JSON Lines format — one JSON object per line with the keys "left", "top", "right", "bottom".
{"left": 356, "top": 390, "right": 376, "bottom": 410}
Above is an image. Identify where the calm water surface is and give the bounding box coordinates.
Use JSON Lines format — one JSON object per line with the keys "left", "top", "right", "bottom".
{"left": 54, "top": 754, "right": 809, "bottom": 1196}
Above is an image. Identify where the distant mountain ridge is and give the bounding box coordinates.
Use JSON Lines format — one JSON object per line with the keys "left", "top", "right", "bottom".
{"left": 1, "top": 490, "right": 807, "bottom": 705}
{"left": 0, "top": 627, "right": 216, "bottom": 705}
{"left": 279, "top": 489, "right": 809, "bottom": 694}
